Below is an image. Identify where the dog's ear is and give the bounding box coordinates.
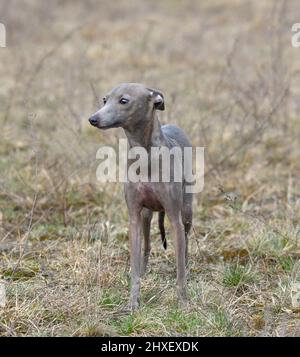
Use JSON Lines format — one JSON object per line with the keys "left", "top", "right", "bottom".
{"left": 148, "top": 88, "right": 165, "bottom": 111}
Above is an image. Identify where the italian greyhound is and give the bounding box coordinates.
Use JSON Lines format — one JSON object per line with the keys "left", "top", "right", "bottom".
{"left": 88, "top": 83, "right": 193, "bottom": 310}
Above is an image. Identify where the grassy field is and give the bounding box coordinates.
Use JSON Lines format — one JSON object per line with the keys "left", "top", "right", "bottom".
{"left": 1, "top": 0, "right": 300, "bottom": 336}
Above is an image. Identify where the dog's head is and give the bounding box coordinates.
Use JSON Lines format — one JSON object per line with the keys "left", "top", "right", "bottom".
{"left": 88, "top": 83, "right": 164, "bottom": 130}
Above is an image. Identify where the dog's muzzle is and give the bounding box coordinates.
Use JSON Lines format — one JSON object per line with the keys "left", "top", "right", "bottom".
{"left": 89, "top": 116, "right": 98, "bottom": 126}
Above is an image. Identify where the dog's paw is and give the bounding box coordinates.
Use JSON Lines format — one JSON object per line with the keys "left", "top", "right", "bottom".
{"left": 126, "top": 299, "right": 140, "bottom": 313}
{"left": 177, "top": 288, "right": 189, "bottom": 308}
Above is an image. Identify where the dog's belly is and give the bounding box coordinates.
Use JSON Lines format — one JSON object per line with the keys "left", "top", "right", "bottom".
{"left": 137, "top": 184, "right": 164, "bottom": 211}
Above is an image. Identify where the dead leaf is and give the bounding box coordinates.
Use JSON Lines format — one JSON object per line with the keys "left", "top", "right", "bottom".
{"left": 252, "top": 314, "right": 265, "bottom": 330}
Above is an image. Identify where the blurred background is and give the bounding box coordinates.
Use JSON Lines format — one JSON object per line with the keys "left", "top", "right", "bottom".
{"left": 0, "top": 0, "right": 300, "bottom": 337}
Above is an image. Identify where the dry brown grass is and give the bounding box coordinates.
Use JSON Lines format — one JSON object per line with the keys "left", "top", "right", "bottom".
{"left": 1, "top": 0, "right": 300, "bottom": 336}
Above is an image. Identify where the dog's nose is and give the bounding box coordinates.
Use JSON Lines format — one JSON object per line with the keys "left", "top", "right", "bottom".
{"left": 89, "top": 116, "right": 98, "bottom": 126}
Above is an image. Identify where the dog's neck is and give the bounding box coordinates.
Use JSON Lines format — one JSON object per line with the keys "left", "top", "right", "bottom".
{"left": 124, "top": 111, "right": 166, "bottom": 151}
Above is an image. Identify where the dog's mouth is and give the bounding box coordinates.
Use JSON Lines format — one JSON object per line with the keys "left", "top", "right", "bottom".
{"left": 98, "top": 121, "right": 122, "bottom": 130}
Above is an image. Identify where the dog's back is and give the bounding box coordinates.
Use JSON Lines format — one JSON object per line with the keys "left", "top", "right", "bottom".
{"left": 162, "top": 124, "right": 192, "bottom": 149}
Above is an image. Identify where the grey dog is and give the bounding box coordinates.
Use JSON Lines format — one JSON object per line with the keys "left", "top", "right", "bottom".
{"left": 89, "top": 83, "right": 193, "bottom": 310}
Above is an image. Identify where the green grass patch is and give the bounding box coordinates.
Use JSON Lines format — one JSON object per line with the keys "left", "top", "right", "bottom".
{"left": 211, "top": 309, "right": 239, "bottom": 336}
{"left": 2, "top": 261, "right": 40, "bottom": 281}
{"left": 164, "top": 308, "right": 202, "bottom": 334}
{"left": 100, "top": 289, "right": 123, "bottom": 309}
{"left": 277, "top": 256, "right": 295, "bottom": 272}
{"left": 222, "top": 263, "right": 254, "bottom": 287}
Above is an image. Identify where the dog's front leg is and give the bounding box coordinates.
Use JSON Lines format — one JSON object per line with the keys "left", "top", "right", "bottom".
{"left": 129, "top": 211, "right": 142, "bottom": 310}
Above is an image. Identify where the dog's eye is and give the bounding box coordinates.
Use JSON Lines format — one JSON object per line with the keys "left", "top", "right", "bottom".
{"left": 119, "top": 98, "right": 129, "bottom": 104}
{"left": 103, "top": 97, "right": 107, "bottom": 104}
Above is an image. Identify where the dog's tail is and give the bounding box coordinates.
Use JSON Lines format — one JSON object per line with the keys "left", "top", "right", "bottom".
{"left": 158, "top": 211, "right": 167, "bottom": 250}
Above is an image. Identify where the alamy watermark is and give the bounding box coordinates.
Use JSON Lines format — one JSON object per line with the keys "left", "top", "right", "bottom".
{"left": 291, "top": 23, "right": 300, "bottom": 48}
{"left": 95, "top": 139, "right": 204, "bottom": 194}
{"left": 0, "top": 23, "right": 6, "bottom": 47}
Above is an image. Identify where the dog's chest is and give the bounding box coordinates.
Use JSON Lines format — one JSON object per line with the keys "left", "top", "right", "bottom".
{"left": 137, "top": 183, "right": 164, "bottom": 211}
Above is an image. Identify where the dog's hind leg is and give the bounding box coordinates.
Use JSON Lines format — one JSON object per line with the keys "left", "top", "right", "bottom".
{"left": 165, "top": 206, "right": 187, "bottom": 305}
{"left": 182, "top": 192, "right": 193, "bottom": 267}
